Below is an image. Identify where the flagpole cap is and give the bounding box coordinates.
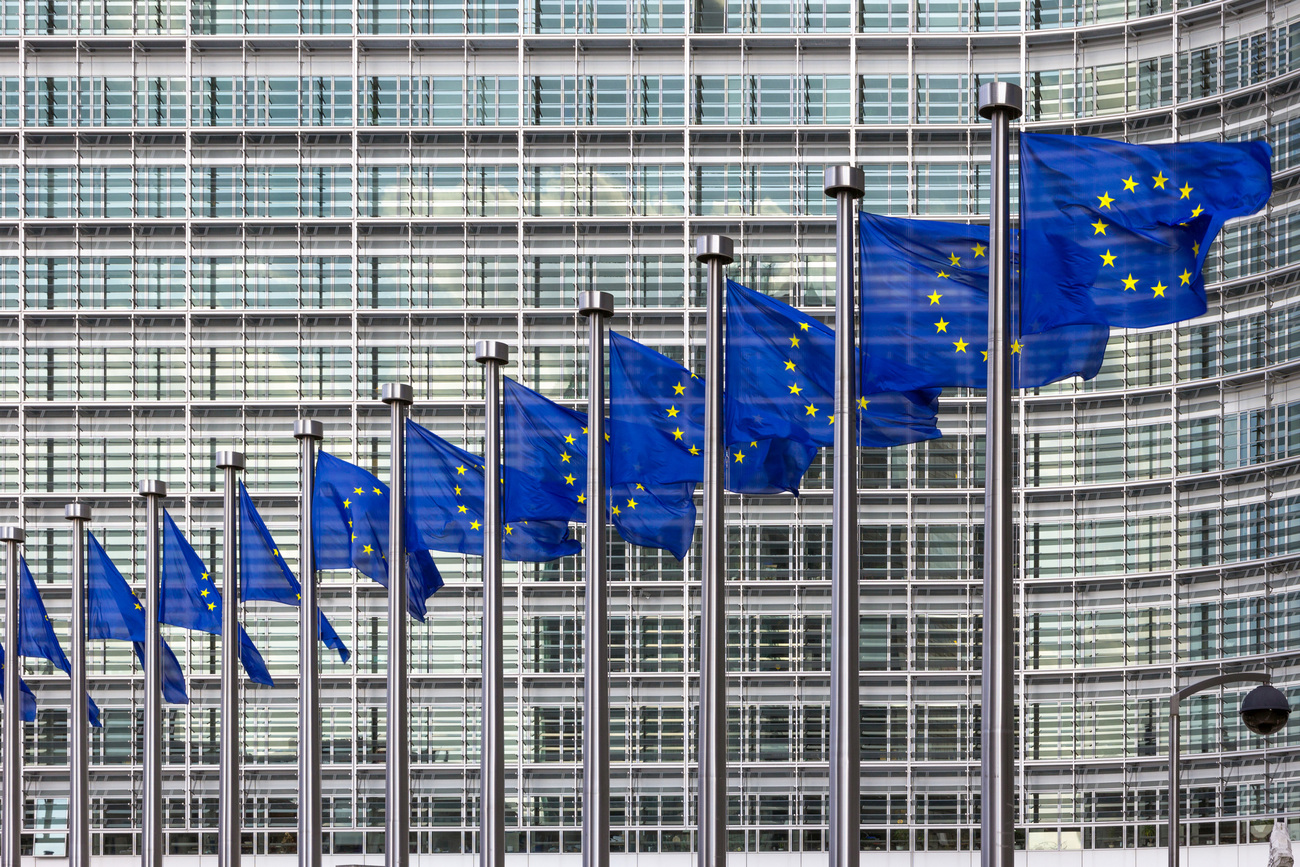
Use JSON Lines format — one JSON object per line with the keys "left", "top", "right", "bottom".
{"left": 475, "top": 340, "right": 510, "bottom": 365}
{"left": 578, "top": 291, "right": 615, "bottom": 318}
{"left": 215, "top": 451, "right": 246, "bottom": 471}
{"left": 64, "top": 503, "right": 91, "bottom": 522}
{"left": 823, "top": 166, "right": 865, "bottom": 198}
{"left": 0, "top": 526, "right": 24, "bottom": 543}
{"left": 294, "top": 419, "right": 324, "bottom": 440}
{"left": 694, "top": 235, "right": 734, "bottom": 265}
{"left": 977, "top": 82, "right": 1024, "bottom": 120}
{"left": 380, "top": 384, "right": 414, "bottom": 406}
{"left": 137, "top": 480, "right": 167, "bottom": 498}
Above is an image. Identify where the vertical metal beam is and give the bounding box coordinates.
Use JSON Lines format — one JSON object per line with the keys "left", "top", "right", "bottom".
{"left": 64, "top": 504, "right": 92, "bottom": 867}
{"left": 216, "top": 452, "right": 246, "bottom": 867}
{"left": 137, "top": 481, "right": 166, "bottom": 867}
{"left": 578, "top": 291, "right": 614, "bottom": 867}
{"left": 380, "top": 385, "right": 413, "bottom": 867}
{"left": 1, "top": 525, "right": 25, "bottom": 867}
{"left": 824, "top": 165, "right": 865, "bottom": 867}
{"left": 475, "top": 340, "right": 510, "bottom": 867}
{"left": 294, "top": 420, "right": 325, "bottom": 867}
{"left": 976, "top": 82, "right": 1023, "bottom": 867}
{"left": 1168, "top": 709, "right": 1180, "bottom": 867}
{"left": 695, "top": 234, "right": 733, "bottom": 867}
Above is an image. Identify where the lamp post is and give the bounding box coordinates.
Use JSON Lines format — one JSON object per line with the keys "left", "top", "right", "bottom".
{"left": 1168, "top": 673, "right": 1290, "bottom": 867}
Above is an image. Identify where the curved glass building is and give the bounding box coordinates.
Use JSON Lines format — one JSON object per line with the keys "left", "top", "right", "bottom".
{"left": 2, "top": 0, "right": 1299, "bottom": 860}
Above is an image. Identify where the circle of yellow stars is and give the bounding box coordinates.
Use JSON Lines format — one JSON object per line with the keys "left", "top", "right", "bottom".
{"left": 928, "top": 243, "right": 1022, "bottom": 362}
{"left": 1090, "top": 171, "right": 1201, "bottom": 299}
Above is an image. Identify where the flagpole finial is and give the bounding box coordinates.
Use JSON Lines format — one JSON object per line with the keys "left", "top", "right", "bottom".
{"left": 137, "top": 480, "right": 167, "bottom": 498}
{"left": 64, "top": 503, "right": 91, "bottom": 522}
{"left": 381, "top": 384, "right": 413, "bottom": 406}
{"left": 977, "top": 81, "right": 1023, "bottom": 120}
{"left": 215, "top": 451, "right": 246, "bottom": 470}
{"left": 0, "top": 526, "right": 23, "bottom": 543}
{"left": 694, "top": 234, "right": 733, "bottom": 265}
{"left": 475, "top": 340, "right": 510, "bottom": 365}
{"left": 823, "top": 165, "right": 864, "bottom": 198}
{"left": 294, "top": 419, "right": 324, "bottom": 440}
{"left": 578, "top": 290, "right": 614, "bottom": 318}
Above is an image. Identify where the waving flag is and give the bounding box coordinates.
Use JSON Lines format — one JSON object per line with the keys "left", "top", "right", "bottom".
{"left": 0, "top": 645, "right": 37, "bottom": 722}
{"left": 19, "top": 558, "right": 102, "bottom": 726}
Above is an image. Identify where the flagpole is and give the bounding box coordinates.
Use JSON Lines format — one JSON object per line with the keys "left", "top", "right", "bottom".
{"left": 380, "top": 385, "right": 413, "bottom": 867}
{"left": 1, "top": 524, "right": 25, "bottom": 867}
{"left": 137, "top": 480, "right": 166, "bottom": 867}
{"left": 294, "top": 420, "right": 325, "bottom": 867}
{"left": 65, "top": 504, "right": 92, "bottom": 867}
{"left": 695, "top": 234, "right": 733, "bottom": 867}
{"left": 824, "top": 166, "right": 865, "bottom": 867}
{"left": 475, "top": 340, "right": 510, "bottom": 867}
{"left": 217, "top": 452, "right": 246, "bottom": 867}
{"left": 976, "top": 82, "right": 1023, "bottom": 867}
{"left": 578, "top": 291, "right": 614, "bottom": 867}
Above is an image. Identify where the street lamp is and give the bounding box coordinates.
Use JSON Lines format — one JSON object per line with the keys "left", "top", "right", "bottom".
{"left": 1169, "top": 672, "right": 1290, "bottom": 867}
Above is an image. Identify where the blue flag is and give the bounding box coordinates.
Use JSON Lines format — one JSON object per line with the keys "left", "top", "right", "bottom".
{"left": 238, "top": 484, "right": 350, "bottom": 662}
{"left": 0, "top": 645, "right": 37, "bottom": 722}
{"left": 87, "top": 532, "right": 189, "bottom": 704}
{"left": 405, "top": 418, "right": 580, "bottom": 562}
{"left": 859, "top": 213, "right": 1112, "bottom": 391}
{"left": 725, "top": 278, "right": 941, "bottom": 478}
{"left": 311, "top": 451, "right": 444, "bottom": 622}
{"left": 503, "top": 376, "right": 699, "bottom": 559}
{"left": 160, "top": 511, "right": 274, "bottom": 686}
{"left": 19, "top": 558, "right": 101, "bottom": 726}
{"left": 1019, "top": 133, "right": 1272, "bottom": 330}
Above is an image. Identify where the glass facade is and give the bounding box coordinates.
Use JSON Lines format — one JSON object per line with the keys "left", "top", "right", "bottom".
{"left": 2, "top": 0, "right": 1300, "bottom": 858}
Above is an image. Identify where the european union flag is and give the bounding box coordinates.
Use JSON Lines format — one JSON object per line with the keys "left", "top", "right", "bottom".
{"left": 1020, "top": 133, "right": 1272, "bottom": 330}
{"left": 0, "top": 645, "right": 36, "bottom": 722}
{"left": 160, "top": 511, "right": 274, "bottom": 686}
{"left": 312, "top": 450, "right": 444, "bottom": 622}
{"left": 87, "top": 532, "right": 189, "bottom": 704}
{"left": 19, "top": 558, "right": 101, "bottom": 726}
{"left": 406, "top": 418, "right": 580, "bottom": 562}
{"left": 725, "top": 278, "right": 941, "bottom": 476}
{"left": 503, "top": 376, "right": 698, "bottom": 560}
{"left": 859, "top": 212, "right": 1111, "bottom": 391}
{"left": 238, "top": 484, "right": 350, "bottom": 662}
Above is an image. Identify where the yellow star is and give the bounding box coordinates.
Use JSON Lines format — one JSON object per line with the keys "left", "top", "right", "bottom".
{"left": 733, "top": 450, "right": 745, "bottom": 463}
{"left": 470, "top": 520, "right": 481, "bottom": 530}
{"left": 1011, "top": 340, "right": 1023, "bottom": 354}
{"left": 353, "top": 487, "right": 365, "bottom": 495}
{"left": 296, "top": 593, "right": 301, "bottom": 600}
{"left": 457, "top": 505, "right": 468, "bottom": 514}
{"left": 981, "top": 351, "right": 989, "bottom": 361}
{"left": 611, "top": 505, "right": 621, "bottom": 516}
{"left": 564, "top": 434, "right": 575, "bottom": 445}
{"left": 927, "top": 291, "right": 942, "bottom": 305}
{"left": 666, "top": 405, "right": 680, "bottom": 418}
{"left": 1151, "top": 282, "right": 1166, "bottom": 297}
{"left": 1100, "top": 250, "right": 1116, "bottom": 267}
{"left": 857, "top": 397, "right": 869, "bottom": 410}
{"left": 455, "top": 464, "right": 467, "bottom": 475}
{"left": 935, "top": 318, "right": 949, "bottom": 333}
{"left": 948, "top": 253, "right": 961, "bottom": 267}
{"left": 688, "top": 445, "right": 699, "bottom": 455}
{"left": 1122, "top": 273, "right": 1139, "bottom": 291}
{"left": 1191, "top": 205, "right": 1203, "bottom": 218}
{"left": 582, "top": 426, "right": 588, "bottom": 434}
{"left": 454, "top": 485, "right": 462, "bottom": 496}
{"left": 577, "top": 494, "right": 586, "bottom": 504}
{"left": 134, "top": 603, "right": 142, "bottom": 610}
{"left": 1179, "top": 269, "right": 1192, "bottom": 285}
{"left": 672, "top": 383, "right": 685, "bottom": 395}
{"left": 372, "top": 487, "right": 381, "bottom": 495}
{"left": 1097, "top": 192, "right": 1114, "bottom": 209}
{"left": 343, "top": 498, "right": 351, "bottom": 508}
{"left": 1091, "top": 219, "right": 1108, "bottom": 235}
{"left": 953, "top": 338, "right": 969, "bottom": 353}
{"left": 1193, "top": 241, "right": 1200, "bottom": 255}
{"left": 1122, "top": 176, "right": 1138, "bottom": 192}
{"left": 201, "top": 572, "right": 209, "bottom": 581}
{"left": 560, "top": 451, "right": 571, "bottom": 463}
{"left": 789, "top": 335, "right": 800, "bottom": 348}
{"left": 798, "top": 322, "right": 809, "bottom": 332}
{"left": 936, "top": 270, "right": 949, "bottom": 279}
{"left": 971, "top": 243, "right": 986, "bottom": 258}
{"left": 636, "top": 484, "right": 645, "bottom": 490}
{"left": 1179, "top": 183, "right": 1192, "bottom": 199}
{"left": 804, "top": 403, "right": 818, "bottom": 416}
{"left": 626, "top": 498, "right": 638, "bottom": 510}
{"left": 672, "top": 428, "right": 684, "bottom": 440}
{"left": 200, "top": 589, "right": 209, "bottom": 598}
{"left": 505, "top": 525, "right": 513, "bottom": 535}
{"left": 363, "top": 544, "right": 373, "bottom": 554}
{"left": 789, "top": 383, "right": 802, "bottom": 395}
{"left": 1152, "top": 172, "right": 1167, "bottom": 189}
{"left": 564, "top": 473, "right": 576, "bottom": 485}
{"left": 827, "top": 415, "right": 835, "bottom": 424}
{"left": 783, "top": 360, "right": 795, "bottom": 371}
{"left": 208, "top": 603, "right": 216, "bottom": 611}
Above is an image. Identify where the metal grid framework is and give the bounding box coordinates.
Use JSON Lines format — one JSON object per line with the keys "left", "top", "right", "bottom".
{"left": 1, "top": 0, "right": 1300, "bottom": 857}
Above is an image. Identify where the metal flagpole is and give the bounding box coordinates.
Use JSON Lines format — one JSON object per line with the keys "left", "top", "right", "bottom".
{"left": 380, "top": 385, "right": 413, "bottom": 867}
{"left": 976, "top": 82, "right": 1023, "bottom": 867}
{"left": 138, "top": 480, "right": 166, "bottom": 867}
{"left": 294, "top": 420, "right": 325, "bottom": 867}
{"left": 695, "top": 234, "right": 733, "bottom": 867}
{"left": 65, "top": 504, "right": 92, "bottom": 867}
{"left": 825, "top": 166, "right": 865, "bottom": 867}
{"left": 217, "top": 452, "right": 246, "bottom": 867}
{"left": 1, "top": 524, "right": 25, "bottom": 867}
{"left": 475, "top": 340, "right": 510, "bottom": 867}
{"left": 578, "top": 291, "right": 614, "bottom": 867}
